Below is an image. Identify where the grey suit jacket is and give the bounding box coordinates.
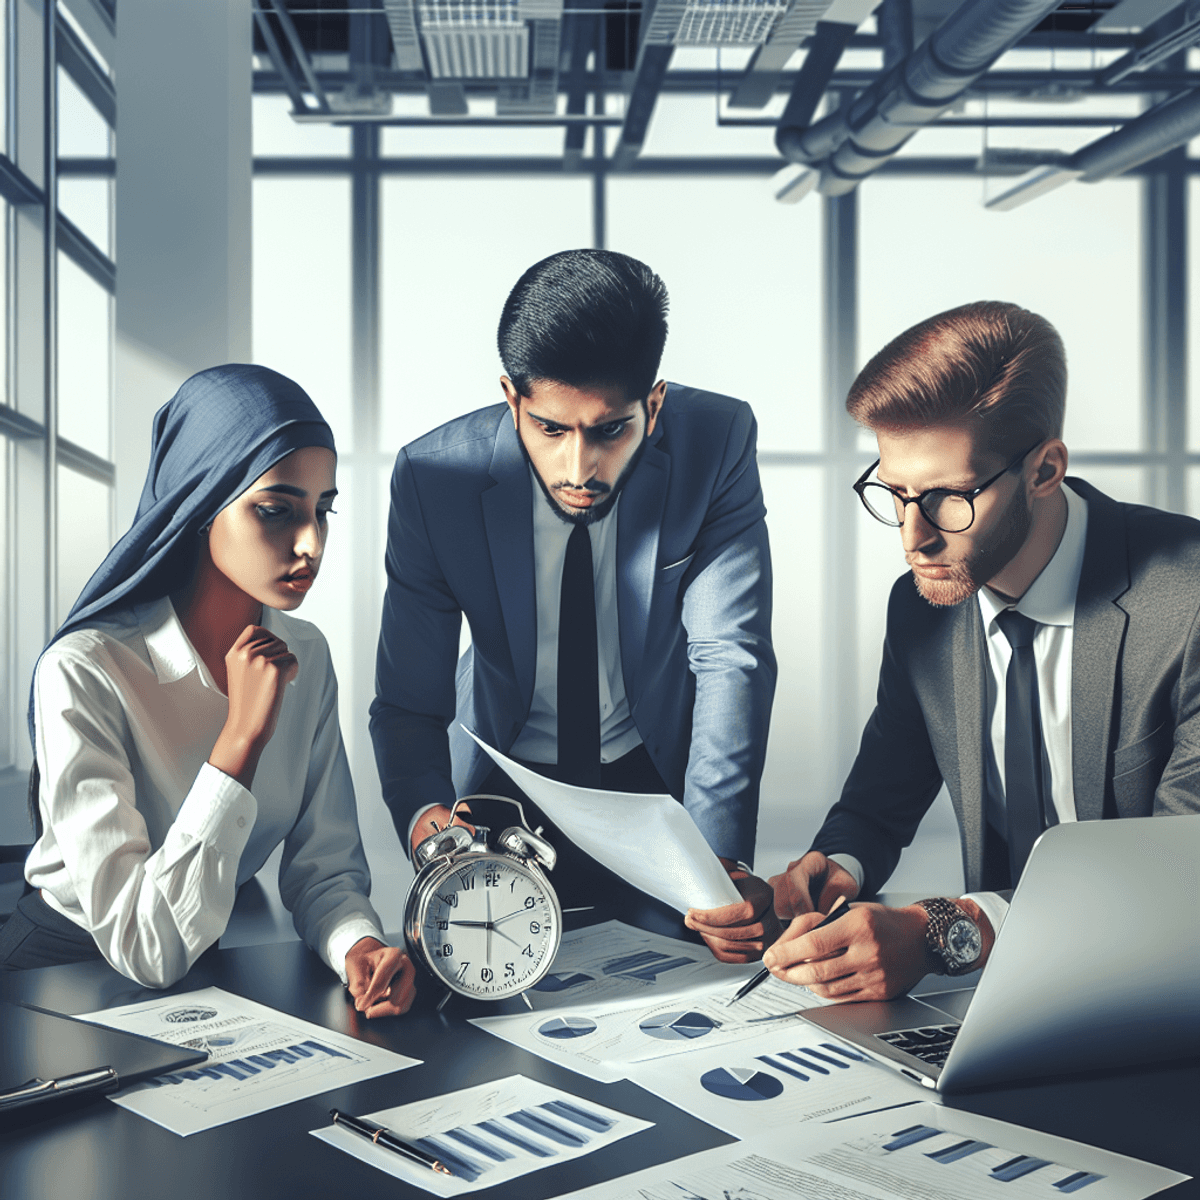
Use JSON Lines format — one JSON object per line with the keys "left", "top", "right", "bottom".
{"left": 811, "top": 478, "right": 1200, "bottom": 894}
{"left": 369, "top": 385, "right": 776, "bottom": 864}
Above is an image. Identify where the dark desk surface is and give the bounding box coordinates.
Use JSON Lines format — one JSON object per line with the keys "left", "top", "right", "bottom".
{"left": 2, "top": 908, "right": 1197, "bottom": 1200}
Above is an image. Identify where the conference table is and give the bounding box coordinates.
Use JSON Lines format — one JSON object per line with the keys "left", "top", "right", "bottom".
{"left": 1, "top": 897, "right": 1197, "bottom": 1200}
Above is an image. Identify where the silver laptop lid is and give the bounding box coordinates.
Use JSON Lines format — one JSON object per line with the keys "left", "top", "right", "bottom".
{"left": 938, "top": 814, "right": 1200, "bottom": 1092}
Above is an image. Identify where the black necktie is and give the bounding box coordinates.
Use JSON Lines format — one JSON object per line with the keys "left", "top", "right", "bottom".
{"left": 557, "top": 524, "right": 601, "bottom": 787}
{"left": 995, "top": 609, "right": 1048, "bottom": 884}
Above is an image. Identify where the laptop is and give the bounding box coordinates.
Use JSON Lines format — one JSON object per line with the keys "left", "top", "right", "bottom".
{"left": 801, "top": 814, "right": 1200, "bottom": 1093}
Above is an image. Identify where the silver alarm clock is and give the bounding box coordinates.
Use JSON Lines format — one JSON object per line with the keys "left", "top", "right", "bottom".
{"left": 404, "top": 797, "right": 562, "bottom": 1008}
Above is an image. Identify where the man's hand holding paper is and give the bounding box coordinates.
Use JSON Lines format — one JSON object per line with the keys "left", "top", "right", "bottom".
{"left": 685, "top": 862, "right": 782, "bottom": 963}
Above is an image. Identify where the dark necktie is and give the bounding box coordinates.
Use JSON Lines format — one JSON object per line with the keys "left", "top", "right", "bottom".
{"left": 557, "top": 524, "right": 601, "bottom": 787}
{"left": 995, "top": 608, "right": 1048, "bottom": 884}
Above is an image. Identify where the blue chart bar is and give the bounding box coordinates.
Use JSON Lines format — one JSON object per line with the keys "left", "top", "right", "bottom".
{"left": 416, "top": 1136, "right": 485, "bottom": 1182}
{"left": 1054, "top": 1171, "right": 1104, "bottom": 1192}
{"left": 443, "top": 1127, "right": 513, "bottom": 1163}
{"left": 506, "top": 1109, "right": 588, "bottom": 1147}
{"left": 883, "top": 1124, "right": 942, "bottom": 1151}
{"left": 992, "top": 1156, "right": 1053, "bottom": 1182}
{"left": 785, "top": 1052, "right": 829, "bottom": 1076}
{"left": 602, "top": 951, "right": 663, "bottom": 975}
{"left": 757, "top": 1055, "right": 810, "bottom": 1082}
{"left": 926, "top": 1139, "right": 991, "bottom": 1164}
{"left": 803, "top": 1047, "right": 850, "bottom": 1069}
{"left": 540, "top": 1100, "right": 614, "bottom": 1132}
{"left": 821, "top": 1042, "right": 867, "bottom": 1062}
{"left": 478, "top": 1119, "right": 555, "bottom": 1158}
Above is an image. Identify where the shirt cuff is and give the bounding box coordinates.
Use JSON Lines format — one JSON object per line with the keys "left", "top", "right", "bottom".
{"left": 327, "top": 918, "right": 389, "bottom": 985}
{"left": 173, "top": 762, "right": 258, "bottom": 859}
{"left": 961, "top": 891, "right": 1009, "bottom": 938}
{"left": 827, "top": 853, "right": 865, "bottom": 894}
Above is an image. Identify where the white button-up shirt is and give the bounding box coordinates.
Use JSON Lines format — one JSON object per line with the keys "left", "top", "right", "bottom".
{"left": 27, "top": 597, "right": 384, "bottom": 988}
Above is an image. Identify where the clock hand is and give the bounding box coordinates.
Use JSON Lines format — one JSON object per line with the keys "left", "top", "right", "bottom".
{"left": 447, "top": 920, "right": 493, "bottom": 929}
{"left": 486, "top": 891, "right": 493, "bottom": 962}
{"left": 492, "top": 926, "right": 522, "bottom": 950}
{"left": 492, "top": 908, "right": 532, "bottom": 926}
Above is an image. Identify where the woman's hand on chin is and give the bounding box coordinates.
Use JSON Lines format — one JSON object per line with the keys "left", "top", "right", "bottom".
{"left": 345, "top": 939, "right": 418, "bottom": 1018}
{"left": 208, "top": 624, "right": 299, "bottom": 789}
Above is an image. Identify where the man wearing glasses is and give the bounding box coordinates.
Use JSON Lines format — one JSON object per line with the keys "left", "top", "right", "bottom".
{"left": 688, "top": 299, "right": 1200, "bottom": 998}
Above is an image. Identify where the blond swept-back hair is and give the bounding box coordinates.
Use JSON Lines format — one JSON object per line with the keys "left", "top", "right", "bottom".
{"left": 846, "top": 301, "right": 1067, "bottom": 457}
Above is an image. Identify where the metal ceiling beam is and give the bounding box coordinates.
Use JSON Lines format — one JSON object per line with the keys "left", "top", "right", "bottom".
{"left": 611, "top": 45, "right": 673, "bottom": 168}
{"left": 731, "top": 0, "right": 873, "bottom": 110}
{"left": 267, "top": 0, "right": 333, "bottom": 112}
{"left": 56, "top": 11, "right": 116, "bottom": 128}
{"left": 252, "top": 0, "right": 311, "bottom": 113}
{"left": 563, "top": 13, "right": 597, "bottom": 168}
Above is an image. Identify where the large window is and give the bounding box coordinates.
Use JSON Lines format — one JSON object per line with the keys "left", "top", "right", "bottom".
{"left": 0, "top": 1, "right": 115, "bottom": 842}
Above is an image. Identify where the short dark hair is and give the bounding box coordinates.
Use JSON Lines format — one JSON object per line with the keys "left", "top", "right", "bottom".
{"left": 846, "top": 301, "right": 1067, "bottom": 458}
{"left": 498, "top": 249, "right": 669, "bottom": 402}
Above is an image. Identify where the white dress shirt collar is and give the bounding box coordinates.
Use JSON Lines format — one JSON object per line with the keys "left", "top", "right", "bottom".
{"left": 978, "top": 481, "right": 1088, "bottom": 630}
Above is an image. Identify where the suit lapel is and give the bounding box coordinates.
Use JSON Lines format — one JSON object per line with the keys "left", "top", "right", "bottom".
{"left": 1068, "top": 480, "right": 1130, "bottom": 822}
{"left": 482, "top": 415, "right": 537, "bottom": 709}
{"left": 617, "top": 423, "right": 669, "bottom": 699}
{"left": 952, "top": 601, "right": 988, "bottom": 888}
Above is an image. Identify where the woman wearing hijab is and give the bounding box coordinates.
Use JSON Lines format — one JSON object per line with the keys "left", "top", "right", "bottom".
{"left": 0, "top": 364, "right": 415, "bottom": 1017}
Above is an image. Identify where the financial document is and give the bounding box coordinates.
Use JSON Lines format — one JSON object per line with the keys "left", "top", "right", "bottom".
{"left": 472, "top": 968, "right": 827, "bottom": 1083}
{"left": 465, "top": 729, "right": 741, "bottom": 912}
{"left": 625, "top": 1021, "right": 926, "bottom": 1136}
{"left": 78, "top": 986, "right": 419, "bottom": 1136}
{"left": 311, "top": 1073, "right": 652, "bottom": 1195}
{"left": 558, "top": 1103, "right": 1189, "bottom": 1200}
{"left": 522, "top": 919, "right": 757, "bottom": 1012}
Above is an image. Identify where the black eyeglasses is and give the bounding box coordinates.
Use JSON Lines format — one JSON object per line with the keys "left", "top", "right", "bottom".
{"left": 853, "top": 442, "right": 1041, "bottom": 534}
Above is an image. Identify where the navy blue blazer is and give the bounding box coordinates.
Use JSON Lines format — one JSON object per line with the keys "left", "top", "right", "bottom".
{"left": 369, "top": 384, "right": 776, "bottom": 864}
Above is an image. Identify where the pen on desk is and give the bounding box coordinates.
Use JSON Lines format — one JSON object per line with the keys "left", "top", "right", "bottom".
{"left": 329, "top": 1109, "right": 456, "bottom": 1177}
{"left": 726, "top": 895, "right": 851, "bottom": 1007}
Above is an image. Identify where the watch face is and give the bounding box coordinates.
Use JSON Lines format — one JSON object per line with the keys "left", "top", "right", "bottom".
{"left": 406, "top": 852, "right": 561, "bottom": 999}
{"left": 945, "top": 918, "right": 982, "bottom": 966}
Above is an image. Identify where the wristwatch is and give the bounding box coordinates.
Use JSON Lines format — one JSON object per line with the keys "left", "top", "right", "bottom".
{"left": 915, "top": 897, "right": 983, "bottom": 976}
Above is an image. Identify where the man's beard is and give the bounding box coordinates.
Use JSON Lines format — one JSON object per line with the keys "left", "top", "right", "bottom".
{"left": 910, "top": 488, "right": 1033, "bottom": 607}
{"left": 518, "top": 426, "right": 648, "bottom": 527}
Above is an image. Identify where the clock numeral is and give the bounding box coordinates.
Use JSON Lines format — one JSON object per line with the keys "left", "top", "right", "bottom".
{"left": 521, "top": 944, "right": 534, "bottom": 958}
{"left": 458, "top": 872, "right": 475, "bottom": 889}
{"left": 456, "top": 961, "right": 470, "bottom": 981}
{"left": 484, "top": 870, "right": 500, "bottom": 887}
{"left": 529, "top": 920, "right": 541, "bottom": 935}
{"left": 504, "top": 962, "right": 515, "bottom": 978}
{"left": 439, "top": 943, "right": 453, "bottom": 957}
{"left": 510, "top": 878, "right": 518, "bottom": 893}
{"left": 524, "top": 896, "right": 536, "bottom": 910}
{"left": 480, "top": 967, "right": 493, "bottom": 983}
{"left": 438, "top": 891, "right": 458, "bottom": 908}
{"left": 436, "top": 919, "right": 448, "bottom": 931}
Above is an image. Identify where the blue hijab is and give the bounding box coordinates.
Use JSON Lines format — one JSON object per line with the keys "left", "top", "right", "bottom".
{"left": 29, "top": 363, "right": 336, "bottom": 748}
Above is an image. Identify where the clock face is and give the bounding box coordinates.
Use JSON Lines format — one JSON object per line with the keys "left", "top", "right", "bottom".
{"left": 946, "top": 918, "right": 982, "bottom": 964}
{"left": 407, "top": 852, "right": 561, "bottom": 999}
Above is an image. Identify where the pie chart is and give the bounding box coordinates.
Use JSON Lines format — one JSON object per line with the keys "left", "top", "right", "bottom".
{"left": 700, "top": 1066, "right": 784, "bottom": 1101}
{"left": 533, "top": 972, "right": 593, "bottom": 992}
{"left": 538, "top": 1016, "right": 597, "bottom": 1040}
{"left": 639, "top": 1011, "right": 719, "bottom": 1041}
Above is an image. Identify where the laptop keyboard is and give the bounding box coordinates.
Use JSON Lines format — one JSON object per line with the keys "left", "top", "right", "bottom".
{"left": 874, "top": 1024, "right": 960, "bottom": 1068}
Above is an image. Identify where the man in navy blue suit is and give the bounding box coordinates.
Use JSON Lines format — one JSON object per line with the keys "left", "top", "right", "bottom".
{"left": 369, "top": 250, "right": 778, "bottom": 960}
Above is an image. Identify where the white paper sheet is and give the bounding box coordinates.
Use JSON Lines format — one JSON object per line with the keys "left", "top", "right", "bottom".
{"left": 521, "top": 919, "right": 757, "bottom": 1012}
{"left": 472, "top": 969, "right": 828, "bottom": 1083}
{"left": 310, "top": 1073, "right": 652, "bottom": 1195}
{"left": 465, "top": 729, "right": 741, "bottom": 912}
{"left": 557, "top": 1103, "right": 1190, "bottom": 1200}
{"left": 624, "top": 1020, "right": 927, "bottom": 1136}
{"left": 77, "top": 986, "right": 419, "bottom": 1136}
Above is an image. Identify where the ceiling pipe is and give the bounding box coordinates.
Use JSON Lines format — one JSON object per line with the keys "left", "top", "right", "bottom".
{"left": 1073, "top": 85, "right": 1200, "bottom": 179}
{"left": 773, "top": 19, "right": 861, "bottom": 162}
{"left": 776, "top": 0, "right": 1062, "bottom": 194}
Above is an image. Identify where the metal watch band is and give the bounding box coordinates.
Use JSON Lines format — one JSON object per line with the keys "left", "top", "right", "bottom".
{"left": 915, "top": 897, "right": 979, "bottom": 976}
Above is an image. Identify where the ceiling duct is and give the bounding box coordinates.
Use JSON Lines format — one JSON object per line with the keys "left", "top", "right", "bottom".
{"left": 988, "top": 84, "right": 1200, "bottom": 208}
{"left": 643, "top": 0, "right": 793, "bottom": 47}
{"left": 776, "top": 0, "right": 1063, "bottom": 194}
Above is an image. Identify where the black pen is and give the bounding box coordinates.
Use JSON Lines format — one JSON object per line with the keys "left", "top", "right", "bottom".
{"left": 329, "top": 1108, "right": 456, "bottom": 1177}
{"left": 726, "top": 895, "right": 851, "bottom": 1006}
